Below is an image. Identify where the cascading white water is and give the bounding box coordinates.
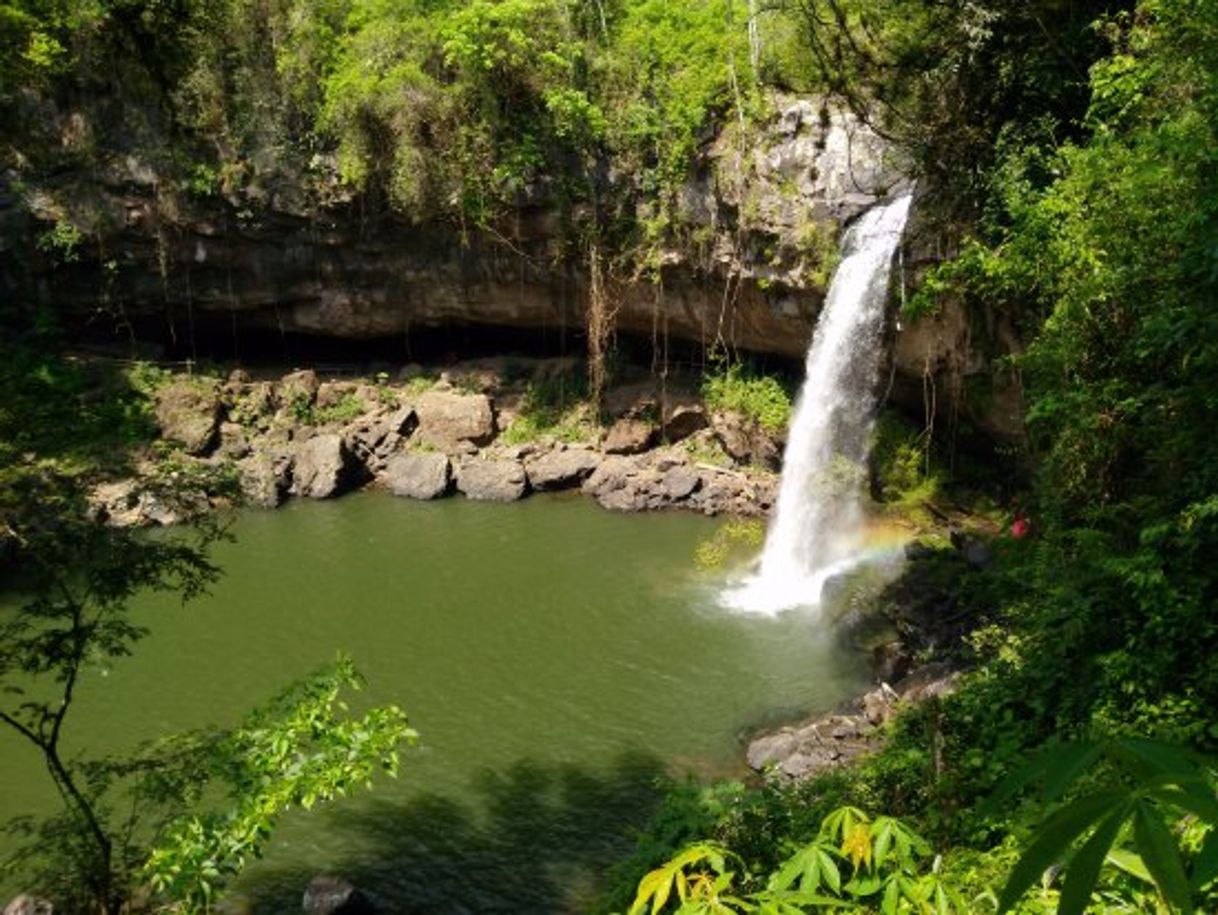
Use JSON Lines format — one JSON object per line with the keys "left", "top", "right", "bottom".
{"left": 726, "top": 193, "right": 913, "bottom": 615}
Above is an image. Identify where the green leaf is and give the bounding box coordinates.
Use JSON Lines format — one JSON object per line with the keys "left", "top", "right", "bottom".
{"left": 1190, "top": 828, "right": 1218, "bottom": 892}
{"left": 1058, "top": 804, "right": 1131, "bottom": 915}
{"left": 997, "top": 790, "right": 1128, "bottom": 913}
{"left": 1133, "top": 800, "right": 1194, "bottom": 914}
{"left": 1111, "top": 739, "right": 1207, "bottom": 782}
{"left": 1107, "top": 848, "right": 1154, "bottom": 885}
{"left": 1042, "top": 742, "right": 1107, "bottom": 802}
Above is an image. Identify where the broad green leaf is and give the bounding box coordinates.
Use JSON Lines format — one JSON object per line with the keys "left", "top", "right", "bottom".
{"left": 1111, "top": 739, "right": 1207, "bottom": 782}
{"left": 997, "top": 790, "right": 1128, "bottom": 913}
{"left": 1058, "top": 804, "right": 1131, "bottom": 915}
{"left": 1107, "top": 848, "right": 1154, "bottom": 885}
{"left": 1190, "top": 827, "right": 1218, "bottom": 891}
{"left": 1042, "top": 742, "right": 1107, "bottom": 801}
{"left": 1133, "top": 800, "right": 1194, "bottom": 914}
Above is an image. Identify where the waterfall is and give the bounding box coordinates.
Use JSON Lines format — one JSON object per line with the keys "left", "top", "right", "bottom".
{"left": 727, "top": 193, "right": 913, "bottom": 615}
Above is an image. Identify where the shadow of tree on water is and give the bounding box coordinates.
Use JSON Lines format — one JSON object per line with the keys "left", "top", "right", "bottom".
{"left": 243, "top": 749, "right": 671, "bottom": 915}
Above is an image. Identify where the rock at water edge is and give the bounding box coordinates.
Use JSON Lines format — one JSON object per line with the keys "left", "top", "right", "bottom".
{"left": 524, "top": 447, "right": 600, "bottom": 491}
{"left": 456, "top": 458, "right": 527, "bottom": 502}
{"left": 292, "top": 434, "right": 356, "bottom": 499}
{"left": 384, "top": 452, "right": 450, "bottom": 500}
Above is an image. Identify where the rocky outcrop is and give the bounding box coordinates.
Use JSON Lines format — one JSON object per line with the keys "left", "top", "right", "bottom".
{"left": 582, "top": 448, "right": 774, "bottom": 515}
{"left": 383, "top": 452, "right": 450, "bottom": 500}
{"left": 745, "top": 663, "right": 960, "bottom": 782}
{"left": 3, "top": 97, "right": 903, "bottom": 363}
{"left": 89, "top": 364, "right": 784, "bottom": 525}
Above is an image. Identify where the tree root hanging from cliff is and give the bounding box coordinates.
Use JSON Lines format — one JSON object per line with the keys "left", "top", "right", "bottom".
{"left": 586, "top": 241, "right": 617, "bottom": 415}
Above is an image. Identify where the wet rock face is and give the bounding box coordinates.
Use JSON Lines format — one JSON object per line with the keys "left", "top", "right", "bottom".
{"left": 4, "top": 97, "right": 901, "bottom": 362}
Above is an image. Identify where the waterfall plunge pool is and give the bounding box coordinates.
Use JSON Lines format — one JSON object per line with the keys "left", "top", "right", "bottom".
{"left": 0, "top": 493, "right": 872, "bottom": 913}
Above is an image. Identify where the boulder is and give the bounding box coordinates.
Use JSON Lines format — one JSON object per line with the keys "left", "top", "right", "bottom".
{"left": 663, "top": 404, "right": 708, "bottom": 442}
{"left": 217, "top": 421, "right": 251, "bottom": 460}
{"left": 239, "top": 452, "right": 290, "bottom": 508}
{"left": 3, "top": 896, "right": 53, "bottom": 915}
{"left": 302, "top": 876, "right": 376, "bottom": 915}
{"left": 280, "top": 369, "right": 321, "bottom": 407}
{"left": 291, "top": 434, "right": 357, "bottom": 499}
{"left": 413, "top": 391, "right": 495, "bottom": 451}
{"left": 456, "top": 458, "right": 527, "bottom": 502}
{"left": 524, "top": 447, "right": 601, "bottom": 491}
{"left": 603, "top": 417, "right": 656, "bottom": 455}
{"left": 344, "top": 407, "right": 416, "bottom": 472}
{"left": 155, "top": 380, "right": 221, "bottom": 455}
{"left": 660, "top": 465, "right": 701, "bottom": 501}
{"left": 316, "top": 381, "right": 358, "bottom": 409}
{"left": 384, "top": 452, "right": 450, "bottom": 500}
{"left": 708, "top": 411, "right": 784, "bottom": 469}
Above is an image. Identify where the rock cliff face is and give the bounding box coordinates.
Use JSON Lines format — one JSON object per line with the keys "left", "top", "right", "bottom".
{"left": 1, "top": 95, "right": 1022, "bottom": 449}
{"left": 2, "top": 98, "right": 897, "bottom": 358}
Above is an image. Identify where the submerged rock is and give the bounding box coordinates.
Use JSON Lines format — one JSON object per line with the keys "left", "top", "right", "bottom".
{"left": 302, "top": 876, "right": 376, "bottom": 915}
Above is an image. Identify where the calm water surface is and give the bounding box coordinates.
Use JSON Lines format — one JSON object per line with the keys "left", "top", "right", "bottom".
{"left": 0, "top": 493, "right": 868, "bottom": 912}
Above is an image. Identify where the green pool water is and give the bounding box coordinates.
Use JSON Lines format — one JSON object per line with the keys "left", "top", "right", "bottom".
{"left": 0, "top": 492, "right": 869, "bottom": 913}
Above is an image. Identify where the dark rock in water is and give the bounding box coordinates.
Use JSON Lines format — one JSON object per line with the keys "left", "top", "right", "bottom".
{"left": 155, "top": 380, "right": 221, "bottom": 455}
{"left": 302, "top": 876, "right": 376, "bottom": 915}
{"left": 384, "top": 452, "right": 450, "bottom": 500}
{"left": 603, "top": 417, "right": 656, "bottom": 455}
{"left": 3, "top": 895, "right": 53, "bottom": 915}
{"left": 292, "top": 434, "right": 358, "bottom": 499}
{"left": 524, "top": 446, "right": 601, "bottom": 491}
{"left": 456, "top": 457, "right": 527, "bottom": 502}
